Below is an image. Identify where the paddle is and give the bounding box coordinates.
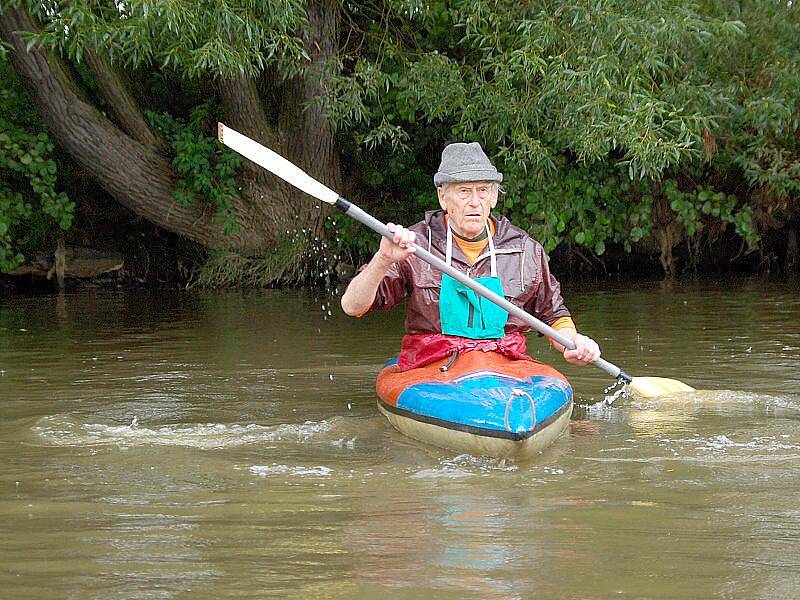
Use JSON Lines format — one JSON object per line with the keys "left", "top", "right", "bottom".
{"left": 217, "top": 123, "right": 694, "bottom": 399}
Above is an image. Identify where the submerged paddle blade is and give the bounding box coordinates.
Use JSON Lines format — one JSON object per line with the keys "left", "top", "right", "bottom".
{"left": 628, "top": 376, "right": 695, "bottom": 398}
{"left": 217, "top": 123, "right": 340, "bottom": 205}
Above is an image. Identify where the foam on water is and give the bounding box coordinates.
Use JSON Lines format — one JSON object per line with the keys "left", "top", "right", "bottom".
{"left": 658, "top": 433, "right": 800, "bottom": 455}
{"left": 411, "top": 454, "right": 519, "bottom": 479}
{"left": 32, "top": 414, "right": 343, "bottom": 449}
{"left": 249, "top": 464, "right": 333, "bottom": 477}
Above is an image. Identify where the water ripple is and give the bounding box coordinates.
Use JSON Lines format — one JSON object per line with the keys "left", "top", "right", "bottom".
{"left": 32, "top": 414, "right": 343, "bottom": 449}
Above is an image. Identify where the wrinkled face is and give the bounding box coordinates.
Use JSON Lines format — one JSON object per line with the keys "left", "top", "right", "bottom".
{"left": 437, "top": 181, "right": 499, "bottom": 239}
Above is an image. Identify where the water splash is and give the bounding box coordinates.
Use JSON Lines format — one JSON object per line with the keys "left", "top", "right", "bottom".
{"left": 603, "top": 379, "right": 630, "bottom": 406}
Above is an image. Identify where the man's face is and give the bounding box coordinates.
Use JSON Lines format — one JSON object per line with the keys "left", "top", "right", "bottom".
{"left": 437, "top": 181, "right": 499, "bottom": 239}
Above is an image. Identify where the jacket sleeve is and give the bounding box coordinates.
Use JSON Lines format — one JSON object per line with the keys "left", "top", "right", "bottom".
{"left": 523, "top": 241, "right": 571, "bottom": 326}
{"left": 357, "top": 258, "right": 411, "bottom": 313}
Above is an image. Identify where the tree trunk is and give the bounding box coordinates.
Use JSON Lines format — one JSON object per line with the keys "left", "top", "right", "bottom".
{"left": 653, "top": 193, "right": 681, "bottom": 278}
{"left": 278, "top": 0, "right": 342, "bottom": 240}
{"left": 218, "top": 72, "right": 300, "bottom": 236}
{"left": 787, "top": 226, "right": 798, "bottom": 272}
{"left": 213, "top": 0, "right": 341, "bottom": 277}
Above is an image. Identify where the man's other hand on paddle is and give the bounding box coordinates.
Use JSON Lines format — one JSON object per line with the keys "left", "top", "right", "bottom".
{"left": 562, "top": 333, "right": 601, "bottom": 366}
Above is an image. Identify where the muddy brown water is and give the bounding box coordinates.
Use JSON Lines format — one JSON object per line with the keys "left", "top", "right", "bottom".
{"left": 1, "top": 277, "right": 799, "bottom": 598}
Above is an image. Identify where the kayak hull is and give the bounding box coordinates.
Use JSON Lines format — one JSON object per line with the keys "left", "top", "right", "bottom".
{"left": 376, "top": 351, "right": 573, "bottom": 460}
{"left": 377, "top": 400, "right": 572, "bottom": 460}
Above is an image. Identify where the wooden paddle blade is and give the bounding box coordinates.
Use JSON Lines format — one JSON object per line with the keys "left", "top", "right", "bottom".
{"left": 628, "top": 376, "right": 695, "bottom": 398}
{"left": 217, "top": 123, "right": 340, "bottom": 205}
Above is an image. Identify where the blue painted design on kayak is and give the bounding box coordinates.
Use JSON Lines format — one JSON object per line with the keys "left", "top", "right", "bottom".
{"left": 395, "top": 373, "right": 572, "bottom": 435}
{"left": 384, "top": 355, "right": 399, "bottom": 368}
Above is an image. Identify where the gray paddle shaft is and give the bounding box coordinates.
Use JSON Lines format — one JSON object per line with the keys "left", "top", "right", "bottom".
{"left": 336, "top": 198, "right": 630, "bottom": 382}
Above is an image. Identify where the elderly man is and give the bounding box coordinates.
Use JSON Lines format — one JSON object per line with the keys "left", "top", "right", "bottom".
{"left": 341, "top": 142, "right": 600, "bottom": 371}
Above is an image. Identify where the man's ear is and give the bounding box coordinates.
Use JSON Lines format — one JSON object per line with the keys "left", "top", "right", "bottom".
{"left": 489, "top": 186, "right": 499, "bottom": 209}
{"left": 437, "top": 186, "right": 448, "bottom": 212}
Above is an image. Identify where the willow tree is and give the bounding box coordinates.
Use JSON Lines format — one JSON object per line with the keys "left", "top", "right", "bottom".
{"left": 0, "top": 0, "right": 341, "bottom": 284}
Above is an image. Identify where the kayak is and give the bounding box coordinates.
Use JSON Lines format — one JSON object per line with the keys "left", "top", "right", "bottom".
{"left": 376, "top": 351, "right": 573, "bottom": 460}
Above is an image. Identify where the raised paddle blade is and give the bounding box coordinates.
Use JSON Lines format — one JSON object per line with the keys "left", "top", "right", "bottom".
{"left": 628, "top": 376, "right": 695, "bottom": 398}
{"left": 217, "top": 123, "right": 340, "bottom": 205}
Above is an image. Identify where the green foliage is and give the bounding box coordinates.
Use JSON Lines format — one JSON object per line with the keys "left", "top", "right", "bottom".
{"left": 20, "top": 0, "right": 310, "bottom": 79}
{"left": 0, "top": 61, "right": 73, "bottom": 272}
{"left": 505, "top": 161, "right": 654, "bottom": 256}
{"left": 319, "top": 0, "right": 794, "bottom": 271}
{"left": 148, "top": 103, "right": 242, "bottom": 234}
{"left": 330, "top": 0, "right": 747, "bottom": 182}
{"left": 704, "top": 1, "right": 800, "bottom": 202}
{"left": 4, "top": 0, "right": 798, "bottom": 279}
{"left": 663, "top": 179, "right": 757, "bottom": 244}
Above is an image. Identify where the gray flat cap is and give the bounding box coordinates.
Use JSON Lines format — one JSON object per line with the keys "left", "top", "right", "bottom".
{"left": 433, "top": 142, "right": 503, "bottom": 186}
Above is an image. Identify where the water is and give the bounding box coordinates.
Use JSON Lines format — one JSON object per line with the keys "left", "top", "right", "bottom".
{"left": 1, "top": 278, "right": 799, "bottom": 598}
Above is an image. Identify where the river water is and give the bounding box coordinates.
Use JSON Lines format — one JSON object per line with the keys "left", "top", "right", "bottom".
{"left": 1, "top": 277, "right": 798, "bottom": 598}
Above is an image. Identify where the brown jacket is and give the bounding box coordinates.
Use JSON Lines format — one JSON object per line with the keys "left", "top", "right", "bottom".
{"left": 368, "top": 210, "right": 571, "bottom": 333}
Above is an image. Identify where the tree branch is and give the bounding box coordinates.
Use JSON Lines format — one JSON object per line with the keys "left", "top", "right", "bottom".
{"left": 82, "top": 48, "right": 170, "bottom": 154}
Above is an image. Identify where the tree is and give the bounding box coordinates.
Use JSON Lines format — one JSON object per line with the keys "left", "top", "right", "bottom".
{"left": 1, "top": 0, "right": 341, "bottom": 284}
